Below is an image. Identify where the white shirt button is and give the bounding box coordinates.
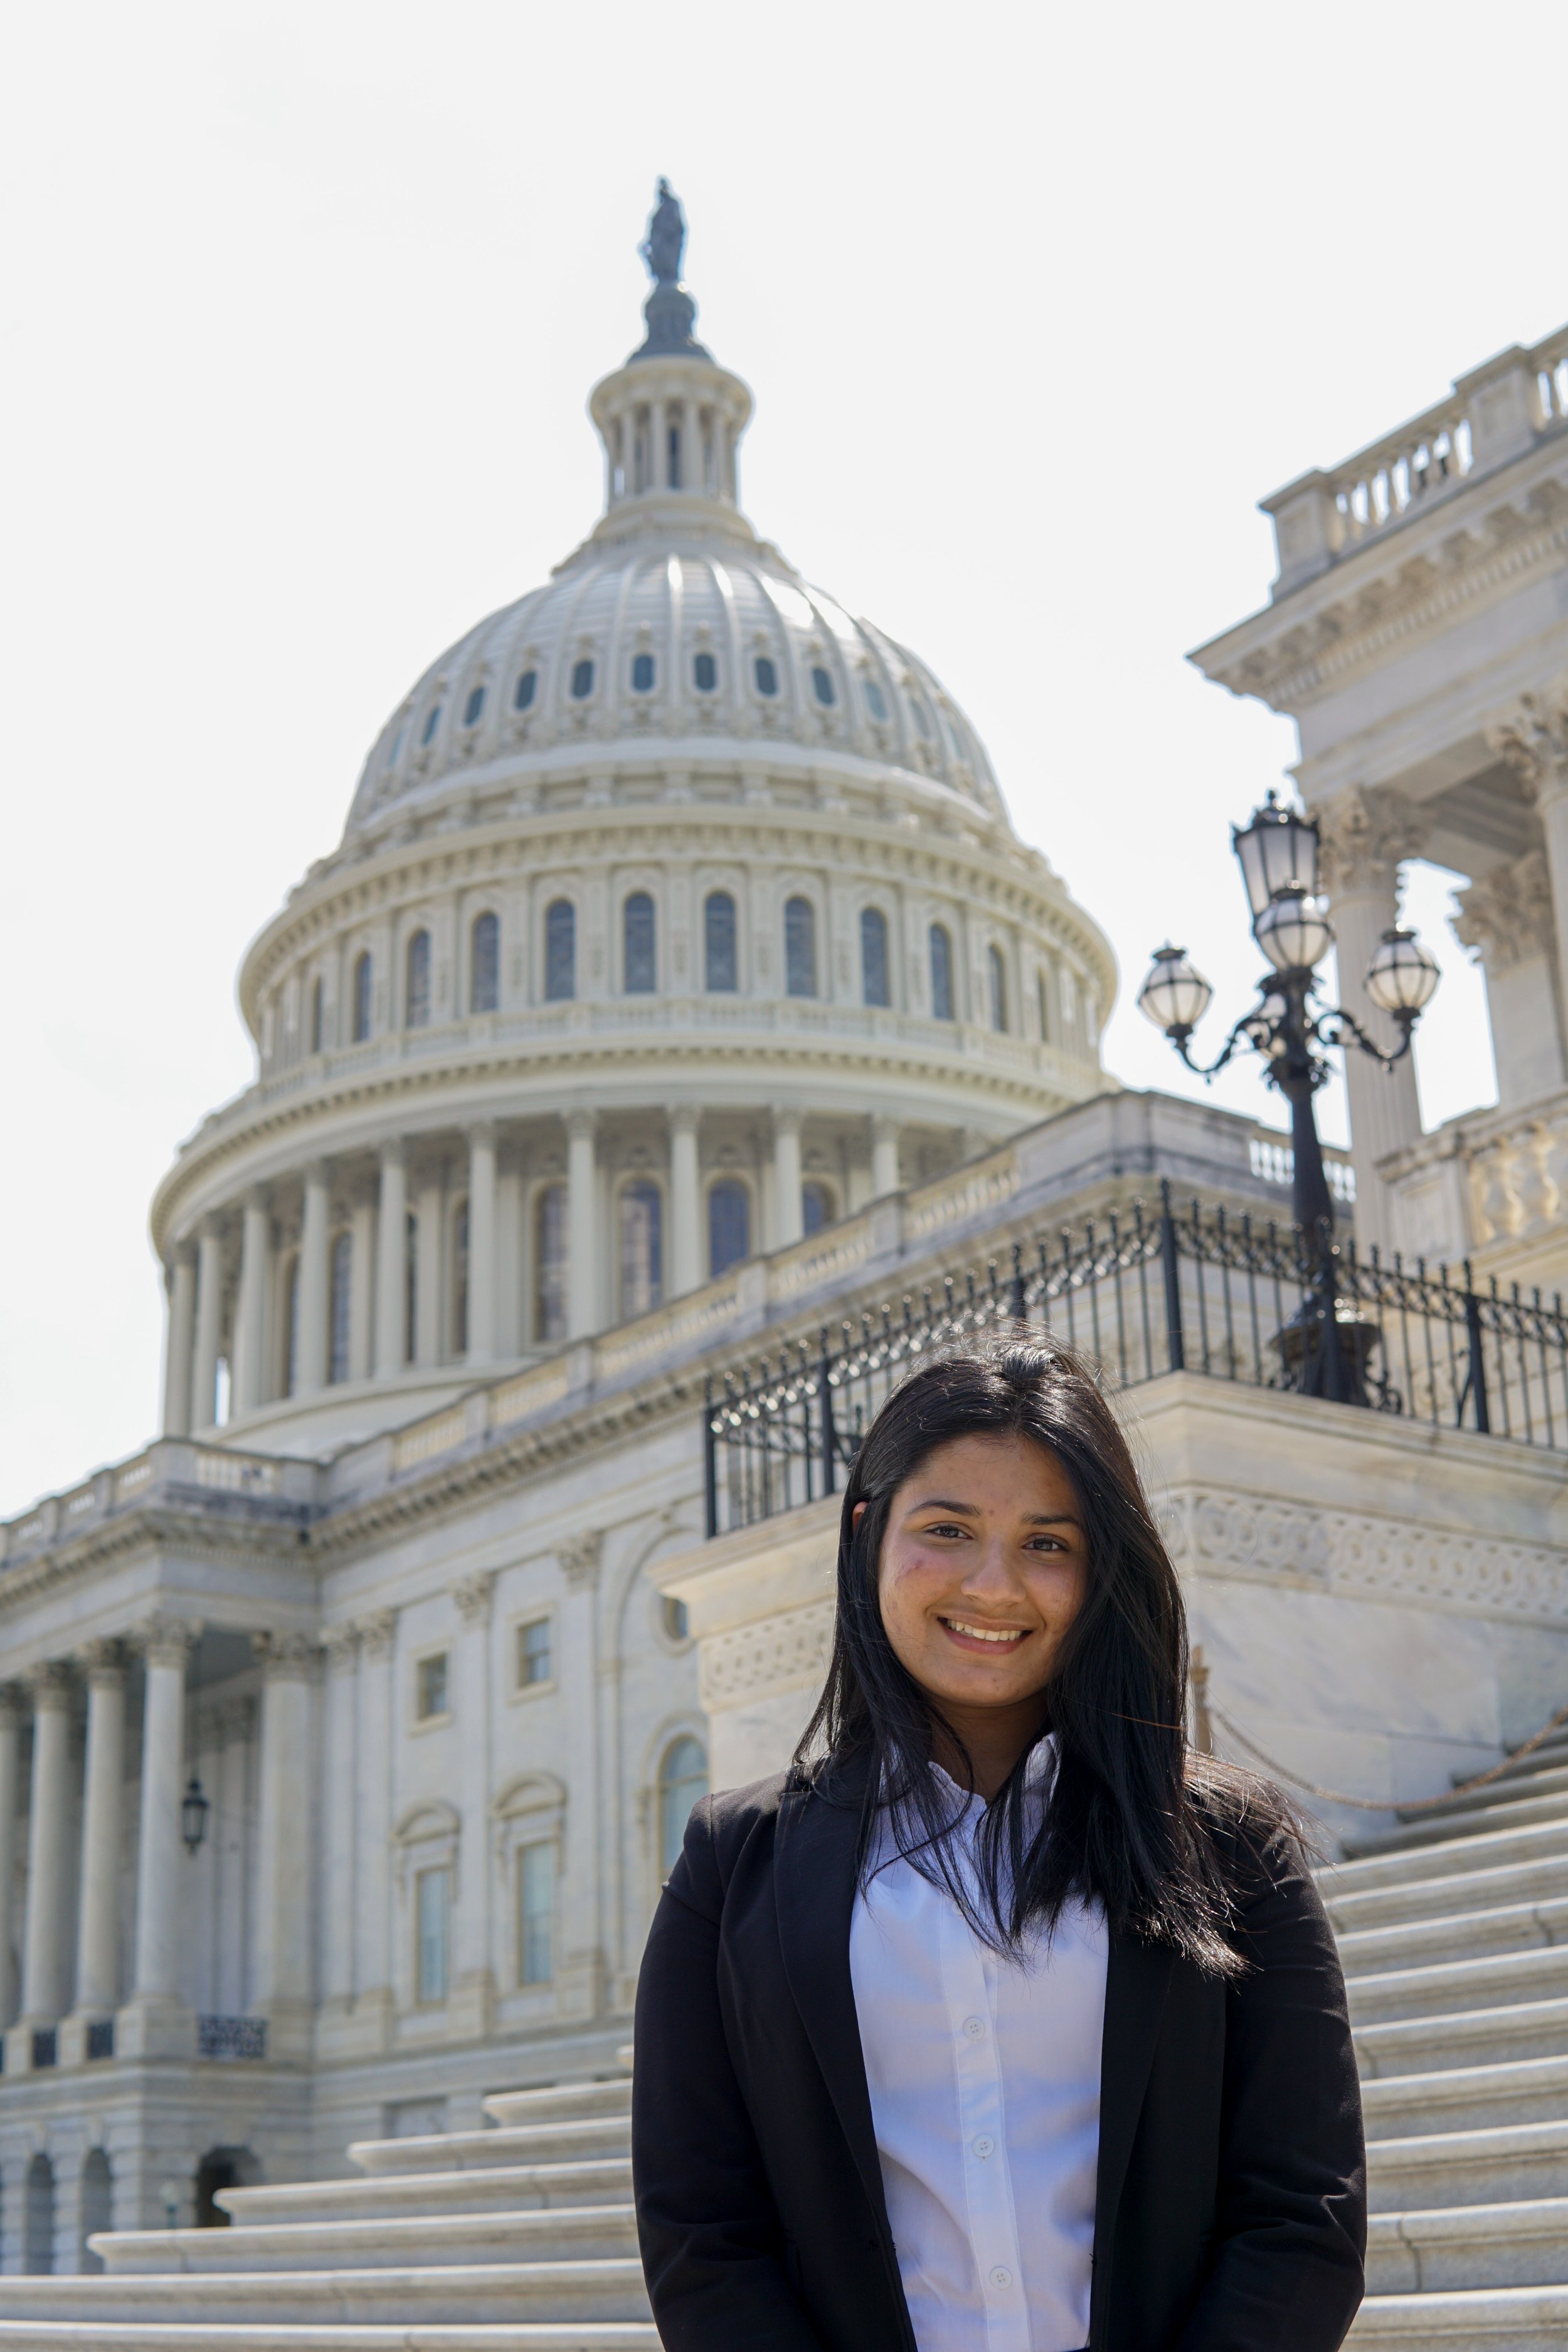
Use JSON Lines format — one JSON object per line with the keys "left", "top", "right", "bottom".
{"left": 989, "top": 2265, "right": 1014, "bottom": 2291}
{"left": 972, "top": 2134, "right": 995, "bottom": 2158}
{"left": 962, "top": 2015, "right": 985, "bottom": 2039}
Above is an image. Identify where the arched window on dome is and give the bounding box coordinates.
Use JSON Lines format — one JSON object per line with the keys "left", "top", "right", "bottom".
{"left": 929, "top": 924, "right": 955, "bottom": 1022}
{"left": 988, "top": 943, "right": 1008, "bottom": 1034}
{"left": 623, "top": 893, "right": 656, "bottom": 993}
{"left": 309, "top": 976, "right": 324, "bottom": 1055}
{"left": 470, "top": 911, "right": 499, "bottom": 1014}
{"left": 352, "top": 952, "right": 373, "bottom": 1042}
{"left": 329, "top": 1232, "right": 352, "bottom": 1385}
{"left": 753, "top": 655, "right": 779, "bottom": 698}
{"left": 420, "top": 703, "right": 443, "bottom": 747}
{"left": 909, "top": 698, "right": 933, "bottom": 739}
{"left": 534, "top": 1184, "right": 567, "bottom": 1343}
{"left": 693, "top": 650, "right": 718, "bottom": 694}
{"left": 864, "top": 678, "right": 889, "bottom": 723}
{"left": 463, "top": 684, "right": 486, "bottom": 727}
{"left": 704, "top": 891, "right": 737, "bottom": 992}
{"left": 784, "top": 898, "right": 817, "bottom": 999}
{"left": 802, "top": 1180, "right": 835, "bottom": 1236}
{"left": 811, "top": 665, "right": 835, "bottom": 707}
{"left": 405, "top": 930, "right": 431, "bottom": 1029}
{"left": 620, "top": 1180, "right": 662, "bottom": 1320}
{"left": 708, "top": 1179, "right": 750, "bottom": 1278}
{"left": 861, "top": 908, "right": 889, "bottom": 1009}
{"left": 544, "top": 901, "right": 576, "bottom": 1002}
{"left": 659, "top": 1735, "right": 709, "bottom": 1877}
{"left": 632, "top": 652, "right": 655, "bottom": 694}
{"left": 570, "top": 659, "right": 595, "bottom": 701}
{"left": 514, "top": 668, "right": 538, "bottom": 712}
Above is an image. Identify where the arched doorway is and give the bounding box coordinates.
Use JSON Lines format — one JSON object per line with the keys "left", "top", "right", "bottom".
{"left": 24, "top": 2153, "right": 55, "bottom": 2274}
{"left": 78, "top": 2148, "right": 112, "bottom": 2272}
{"left": 193, "top": 2146, "right": 258, "bottom": 2228}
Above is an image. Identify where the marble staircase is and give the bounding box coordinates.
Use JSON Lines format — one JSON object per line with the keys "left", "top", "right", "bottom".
{"left": 2, "top": 1739, "right": 1568, "bottom": 2346}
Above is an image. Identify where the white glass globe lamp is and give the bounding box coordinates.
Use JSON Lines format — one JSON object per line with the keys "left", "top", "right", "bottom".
{"left": 1136, "top": 945, "right": 1213, "bottom": 1036}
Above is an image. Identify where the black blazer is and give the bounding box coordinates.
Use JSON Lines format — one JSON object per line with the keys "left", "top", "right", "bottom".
{"left": 633, "top": 1758, "right": 1365, "bottom": 2352}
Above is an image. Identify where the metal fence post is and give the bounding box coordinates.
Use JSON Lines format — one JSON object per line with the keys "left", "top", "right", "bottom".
{"left": 1009, "top": 1242, "right": 1027, "bottom": 1324}
{"left": 702, "top": 1379, "right": 719, "bottom": 1539}
{"left": 1461, "top": 1268, "right": 1491, "bottom": 1435}
{"left": 819, "top": 1330, "right": 837, "bottom": 1497}
{"left": 1158, "top": 1181, "right": 1185, "bottom": 1373}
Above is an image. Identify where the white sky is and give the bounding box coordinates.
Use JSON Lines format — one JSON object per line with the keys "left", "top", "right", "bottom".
{"left": 1, "top": 0, "right": 1561, "bottom": 1519}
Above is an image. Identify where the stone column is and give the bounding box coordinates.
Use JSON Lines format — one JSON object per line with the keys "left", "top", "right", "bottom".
{"left": 556, "top": 1533, "right": 606, "bottom": 2020}
{"left": 231, "top": 1189, "right": 272, "bottom": 1416}
{"left": 161, "top": 1248, "right": 196, "bottom": 1438}
{"left": 772, "top": 1113, "right": 804, "bottom": 1249}
{"left": 119, "top": 1618, "right": 197, "bottom": 2057}
{"left": 16, "top": 1665, "right": 75, "bottom": 2053}
{"left": 413, "top": 1173, "right": 443, "bottom": 1368}
{"left": 1318, "top": 787, "right": 1424, "bottom": 1254}
{"left": 670, "top": 1109, "right": 702, "bottom": 1296}
{"left": 566, "top": 1110, "right": 599, "bottom": 1338}
{"left": 353, "top": 1612, "right": 397, "bottom": 2051}
{"left": 295, "top": 1162, "right": 331, "bottom": 1397}
{"left": 348, "top": 1192, "right": 376, "bottom": 1382}
{"left": 0, "top": 1690, "right": 22, "bottom": 2028}
{"left": 374, "top": 1140, "right": 408, "bottom": 1378}
{"left": 213, "top": 1697, "right": 254, "bottom": 2017}
{"left": 871, "top": 1116, "right": 901, "bottom": 1201}
{"left": 61, "top": 1642, "right": 128, "bottom": 2058}
{"left": 1453, "top": 852, "right": 1565, "bottom": 1110}
{"left": 449, "top": 1574, "right": 496, "bottom": 2038}
{"left": 467, "top": 1124, "right": 498, "bottom": 1364}
{"left": 252, "top": 1633, "right": 316, "bottom": 2060}
{"left": 192, "top": 1220, "right": 224, "bottom": 1433}
{"left": 1492, "top": 690, "right": 1568, "bottom": 1059}
{"left": 319, "top": 1625, "right": 359, "bottom": 2027}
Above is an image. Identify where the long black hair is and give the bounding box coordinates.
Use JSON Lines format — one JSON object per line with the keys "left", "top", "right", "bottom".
{"left": 794, "top": 1331, "right": 1298, "bottom": 1978}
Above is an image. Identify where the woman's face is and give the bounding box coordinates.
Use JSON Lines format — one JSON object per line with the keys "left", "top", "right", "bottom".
{"left": 864, "top": 1431, "right": 1088, "bottom": 1718}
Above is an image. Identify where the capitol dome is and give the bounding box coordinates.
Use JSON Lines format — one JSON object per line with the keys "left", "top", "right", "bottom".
{"left": 150, "top": 187, "right": 1116, "bottom": 1456}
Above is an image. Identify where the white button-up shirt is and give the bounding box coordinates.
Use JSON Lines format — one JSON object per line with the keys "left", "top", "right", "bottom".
{"left": 848, "top": 1742, "right": 1108, "bottom": 2352}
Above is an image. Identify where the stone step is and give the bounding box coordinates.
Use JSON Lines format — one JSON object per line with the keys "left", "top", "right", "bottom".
{"left": 1337, "top": 1898, "right": 1568, "bottom": 1980}
{"left": 1332, "top": 1816, "right": 1568, "bottom": 1895}
{"left": 1350, "top": 2285, "right": 1568, "bottom": 2346}
{"left": 1342, "top": 1788, "right": 1568, "bottom": 1863}
{"left": 1367, "top": 2195, "right": 1568, "bottom": 2294}
{"left": 348, "top": 2119, "right": 630, "bottom": 2176}
{"left": 1402, "top": 1766, "right": 1568, "bottom": 1828}
{"left": 1325, "top": 1853, "right": 1568, "bottom": 1936}
{"left": 1368, "top": 2119, "right": 1568, "bottom": 2212}
{"left": 1355, "top": 1995, "right": 1568, "bottom": 2077}
{"left": 481, "top": 2082, "right": 631, "bottom": 2130}
{"left": 223, "top": 2159, "right": 632, "bottom": 2228}
{"left": 0, "top": 2261, "right": 651, "bottom": 2329}
{"left": 0, "top": 2331, "right": 659, "bottom": 2349}
{"left": 1362, "top": 2055, "right": 1568, "bottom": 2139}
{"left": 100, "top": 2205, "right": 638, "bottom": 2276}
{"left": 1347, "top": 1944, "right": 1568, "bottom": 2026}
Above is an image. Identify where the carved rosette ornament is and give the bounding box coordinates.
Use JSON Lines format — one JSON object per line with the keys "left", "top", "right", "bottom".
{"left": 1317, "top": 784, "right": 1428, "bottom": 899}
{"left": 1453, "top": 849, "right": 1557, "bottom": 972}
{"left": 1488, "top": 680, "right": 1568, "bottom": 804}
{"left": 557, "top": 1530, "right": 605, "bottom": 1589}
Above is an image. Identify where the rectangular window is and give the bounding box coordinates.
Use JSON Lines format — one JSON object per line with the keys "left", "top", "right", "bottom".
{"left": 415, "top": 1867, "right": 450, "bottom": 2005}
{"left": 518, "top": 1616, "right": 553, "bottom": 1689}
{"left": 416, "top": 1651, "right": 449, "bottom": 1722}
{"left": 519, "top": 1840, "right": 554, "bottom": 1985}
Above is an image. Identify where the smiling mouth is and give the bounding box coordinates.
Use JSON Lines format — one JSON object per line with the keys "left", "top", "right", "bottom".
{"left": 940, "top": 1617, "right": 1030, "bottom": 1649}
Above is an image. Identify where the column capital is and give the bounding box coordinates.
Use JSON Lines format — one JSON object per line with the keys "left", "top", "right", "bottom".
{"left": 135, "top": 1613, "right": 201, "bottom": 1670}
{"left": 557, "top": 1529, "right": 604, "bottom": 1589}
{"left": 772, "top": 1107, "right": 803, "bottom": 1140}
{"left": 565, "top": 1107, "right": 599, "bottom": 1143}
{"left": 870, "top": 1113, "right": 899, "bottom": 1146}
{"left": 77, "top": 1638, "right": 130, "bottom": 1688}
{"left": 302, "top": 1157, "right": 331, "bottom": 1190}
{"left": 467, "top": 1119, "right": 498, "bottom": 1150}
{"left": 242, "top": 1183, "right": 272, "bottom": 1216}
{"left": 1489, "top": 681, "right": 1568, "bottom": 805}
{"left": 320, "top": 1621, "right": 362, "bottom": 1670}
{"left": 0, "top": 1682, "right": 27, "bottom": 1724}
{"left": 1454, "top": 849, "right": 1555, "bottom": 972}
{"left": 172, "top": 1237, "right": 197, "bottom": 1270}
{"left": 25, "top": 1660, "right": 75, "bottom": 1710}
{"left": 452, "top": 1569, "right": 496, "bottom": 1626}
{"left": 1316, "top": 784, "right": 1426, "bottom": 898}
{"left": 357, "top": 1608, "right": 399, "bottom": 1660}
{"left": 378, "top": 1134, "right": 406, "bottom": 1169}
{"left": 669, "top": 1104, "right": 701, "bottom": 1139}
{"left": 252, "top": 1629, "right": 318, "bottom": 1681}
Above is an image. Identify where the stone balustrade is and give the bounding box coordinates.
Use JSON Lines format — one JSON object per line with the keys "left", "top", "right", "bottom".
{"left": 1384, "top": 1083, "right": 1568, "bottom": 1297}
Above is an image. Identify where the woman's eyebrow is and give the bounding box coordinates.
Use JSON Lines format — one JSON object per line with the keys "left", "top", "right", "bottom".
{"left": 905, "top": 1495, "right": 980, "bottom": 1515}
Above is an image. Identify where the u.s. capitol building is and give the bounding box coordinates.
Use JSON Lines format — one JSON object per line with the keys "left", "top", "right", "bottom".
{"left": 4, "top": 189, "right": 1568, "bottom": 2342}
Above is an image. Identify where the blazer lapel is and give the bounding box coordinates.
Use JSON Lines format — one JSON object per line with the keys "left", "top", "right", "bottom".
{"left": 1089, "top": 1927, "right": 1175, "bottom": 2348}
{"left": 773, "top": 1758, "right": 892, "bottom": 2235}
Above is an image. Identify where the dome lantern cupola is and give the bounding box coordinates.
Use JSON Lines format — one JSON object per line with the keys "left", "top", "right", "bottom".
{"left": 588, "top": 181, "right": 753, "bottom": 529}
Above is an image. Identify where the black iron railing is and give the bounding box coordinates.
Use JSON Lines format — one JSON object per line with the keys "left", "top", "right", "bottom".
{"left": 702, "top": 1182, "right": 1568, "bottom": 1535}
{"left": 198, "top": 2014, "right": 267, "bottom": 2061}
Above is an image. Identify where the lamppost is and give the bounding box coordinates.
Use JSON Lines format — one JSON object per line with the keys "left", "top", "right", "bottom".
{"left": 1136, "top": 792, "right": 1441, "bottom": 1402}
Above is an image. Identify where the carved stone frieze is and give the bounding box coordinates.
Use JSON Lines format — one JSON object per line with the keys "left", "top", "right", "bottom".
{"left": 1453, "top": 849, "right": 1556, "bottom": 971}
{"left": 1162, "top": 1487, "right": 1568, "bottom": 1624}
{"left": 699, "top": 1599, "right": 837, "bottom": 1708}
{"left": 1317, "top": 784, "right": 1428, "bottom": 898}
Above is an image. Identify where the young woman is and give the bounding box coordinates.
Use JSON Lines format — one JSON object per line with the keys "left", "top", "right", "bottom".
{"left": 633, "top": 1335, "right": 1365, "bottom": 2352}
